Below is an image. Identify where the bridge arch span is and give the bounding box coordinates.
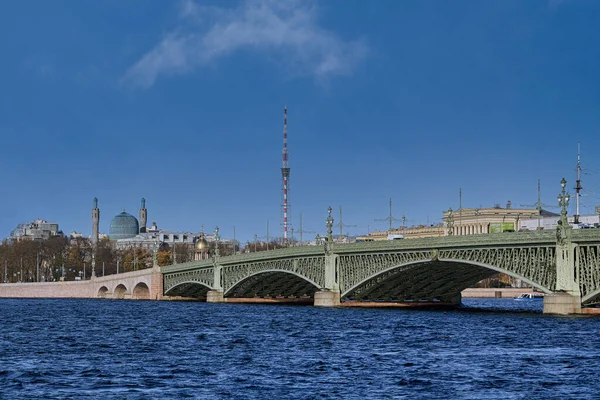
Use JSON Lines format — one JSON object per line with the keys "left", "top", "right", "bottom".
{"left": 114, "top": 284, "right": 128, "bottom": 299}
{"left": 98, "top": 286, "right": 109, "bottom": 298}
{"left": 342, "top": 258, "right": 553, "bottom": 302}
{"left": 164, "top": 281, "right": 212, "bottom": 299}
{"left": 225, "top": 269, "right": 320, "bottom": 299}
{"left": 132, "top": 282, "right": 150, "bottom": 300}
{"left": 582, "top": 288, "right": 600, "bottom": 305}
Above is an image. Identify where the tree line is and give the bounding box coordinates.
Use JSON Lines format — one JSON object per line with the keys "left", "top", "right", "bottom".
{"left": 0, "top": 237, "right": 291, "bottom": 282}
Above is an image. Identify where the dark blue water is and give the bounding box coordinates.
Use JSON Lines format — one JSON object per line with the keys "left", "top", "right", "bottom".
{"left": 0, "top": 299, "right": 598, "bottom": 399}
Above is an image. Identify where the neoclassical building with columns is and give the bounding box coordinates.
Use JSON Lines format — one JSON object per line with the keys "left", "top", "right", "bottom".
{"left": 357, "top": 205, "right": 545, "bottom": 241}
{"left": 442, "top": 206, "right": 541, "bottom": 235}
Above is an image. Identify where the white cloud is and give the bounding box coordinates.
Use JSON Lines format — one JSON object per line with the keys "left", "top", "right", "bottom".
{"left": 124, "top": 0, "right": 367, "bottom": 88}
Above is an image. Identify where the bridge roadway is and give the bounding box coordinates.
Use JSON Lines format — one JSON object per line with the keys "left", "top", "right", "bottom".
{"left": 160, "top": 228, "right": 600, "bottom": 314}
{"left": 2, "top": 227, "right": 600, "bottom": 314}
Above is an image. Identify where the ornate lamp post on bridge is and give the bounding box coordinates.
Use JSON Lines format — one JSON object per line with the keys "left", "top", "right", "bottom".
{"left": 314, "top": 206, "right": 340, "bottom": 307}
{"left": 214, "top": 226, "right": 221, "bottom": 259}
{"left": 208, "top": 226, "right": 224, "bottom": 301}
{"left": 446, "top": 208, "right": 454, "bottom": 236}
{"left": 550, "top": 177, "right": 581, "bottom": 311}
{"left": 325, "top": 206, "right": 334, "bottom": 255}
{"left": 558, "top": 177, "right": 570, "bottom": 225}
{"left": 153, "top": 237, "right": 159, "bottom": 267}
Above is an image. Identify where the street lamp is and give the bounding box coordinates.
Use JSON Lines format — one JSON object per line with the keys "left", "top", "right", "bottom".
{"left": 324, "top": 206, "right": 335, "bottom": 255}
{"left": 447, "top": 208, "right": 454, "bottom": 236}
{"left": 214, "top": 226, "right": 220, "bottom": 258}
{"left": 558, "top": 177, "right": 570, "bottom": 223}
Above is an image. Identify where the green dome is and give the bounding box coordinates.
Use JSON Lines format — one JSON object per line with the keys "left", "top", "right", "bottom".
{"left": 109, "top": 212, "right": 140, "bottom": 240}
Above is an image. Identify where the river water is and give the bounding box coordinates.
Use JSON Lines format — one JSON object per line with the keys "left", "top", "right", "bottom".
{"left": 0, "top": 298, "right": 598, "bottom": 399}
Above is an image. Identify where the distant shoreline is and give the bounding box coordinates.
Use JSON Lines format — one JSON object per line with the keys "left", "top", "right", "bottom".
{"left": 462, "top": 288, "right": 538, "bottom": 298}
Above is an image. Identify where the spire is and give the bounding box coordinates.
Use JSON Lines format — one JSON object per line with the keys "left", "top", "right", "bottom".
{"left": 139, "top": 197, "right": 147, "bottom": 233}
{"left": 91, "top": 197, "right": 100, "bottom": 245}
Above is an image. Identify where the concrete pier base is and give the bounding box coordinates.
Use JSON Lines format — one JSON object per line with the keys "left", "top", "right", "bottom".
{"left": 543, "top": 292, "right": 582, "bottom": 315}
{"left": 313, "top": 290, "right": 340, "bottom": 307}
{"left": 448, "top": 293, "right": 462, "bottom": 305}
{"left": 206, "top": 290, "right": 225, "bottom": 303}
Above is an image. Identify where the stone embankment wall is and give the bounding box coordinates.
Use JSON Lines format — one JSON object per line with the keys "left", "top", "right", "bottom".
{"left": 0, "top": 281, "right": 92, "bottom": 298}
{"left": 0, "top": 284, "right": 536, "bottom": 300}
{"left": 461, "top": 288, "right": 537, "bottom": 298}
{"left": 0, "top": 268, "right": 163, "bottom": 300}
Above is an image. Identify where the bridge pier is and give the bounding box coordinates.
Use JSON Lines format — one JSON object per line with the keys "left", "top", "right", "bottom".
{"left": 448, "top": 293, "right": 462, "bottom": 306}
{"left": 313, "top": 290, "right": 340, "bottom": 307}
{"left": 206, "top": 290, "right": 225, "bottom": 303}
{"left": 543, "top": 293, "right": 582, "bottom": 315}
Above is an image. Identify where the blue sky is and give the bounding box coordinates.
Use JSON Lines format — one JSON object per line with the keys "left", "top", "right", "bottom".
{"left": 1, "top": 0, "right": 599, "bottom": 243}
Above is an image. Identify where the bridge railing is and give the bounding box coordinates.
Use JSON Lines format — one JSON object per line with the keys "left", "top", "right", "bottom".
{"left": 160, "top": 229, "right": 600, "bottom": 274}
{"left": 160, "top": 245, "right": 325, "bottom": 273}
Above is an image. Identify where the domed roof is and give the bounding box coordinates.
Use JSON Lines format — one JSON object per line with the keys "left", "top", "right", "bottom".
{"left": 109, "top": 211, "right": 140, "bottom": 240}
{"left": 195, "top": 233, "right": 209, "bottom": 252}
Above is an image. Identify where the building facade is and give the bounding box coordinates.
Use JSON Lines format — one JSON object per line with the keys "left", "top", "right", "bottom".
{"left": 356, "top": 204, "right": 544, "bottom": 241}
{"left": 8, "top": 219, "right": 63, "bottom": 242}
{"left": 519, "top": 214, "right": 600, "bottom": 231}
{"left": 443, "top": 206, "right": 541, "bottom": 235}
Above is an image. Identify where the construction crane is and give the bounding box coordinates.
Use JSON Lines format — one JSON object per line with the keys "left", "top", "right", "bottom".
{"left": 337, "top": 206, "right": 358, "bottom": 241}
{"left": 375, "top": 198, "right": 401, "bottom": 232}
{"left": 520, "top": 179, "right": 559, "bottom": 230}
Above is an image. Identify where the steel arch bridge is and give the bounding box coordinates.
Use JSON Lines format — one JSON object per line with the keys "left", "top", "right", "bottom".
{"left": 160, "top": 229, "right": 600, "bottom": 309}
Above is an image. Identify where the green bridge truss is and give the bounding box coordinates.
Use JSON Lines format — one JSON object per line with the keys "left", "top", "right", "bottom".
{"left": 161, "top": 229, "right": 600, "bottom": 306}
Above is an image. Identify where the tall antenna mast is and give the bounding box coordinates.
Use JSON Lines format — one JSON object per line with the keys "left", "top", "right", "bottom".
{"left": 338, "top": 206, "right": 357, "bottom": 239}
{"left": 297, "top": 212, "right": 314, "bottom": 246}
{"left": 536, "top": 180, "right": 542, "bottom": 230}
{"left": 459, "top": 188, "right": 462, "bottom": 234}
{"left": 375, "top": 198, "right": 400, "bottom": 232}
{"left": 281, "top": 106, "right": 291, "bottom": 243}
{"left": 574, "top": 143, "right": 582, "bottom": 224}
{"left": 520, "top": 179, "right": 558, "bottom": 230}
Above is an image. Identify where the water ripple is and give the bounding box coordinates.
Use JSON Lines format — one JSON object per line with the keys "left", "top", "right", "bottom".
{"left": 0, "top": 298, "right": 598, "bottom": 399}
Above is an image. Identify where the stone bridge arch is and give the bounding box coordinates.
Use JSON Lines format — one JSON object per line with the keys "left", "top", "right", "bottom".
{"left": 132, "top": 282, "right": 150, "bottom": 300}
{"left": 114, "top": 284, "right": 128, "bottom": 299}
{"left": 224, "top": 269, "right": 321, "bottom": 298}
{"left": 98, "top": 286, "right": 109, "bottom": 298}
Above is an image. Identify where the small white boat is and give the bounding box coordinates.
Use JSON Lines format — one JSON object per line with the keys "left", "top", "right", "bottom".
{"left": 514, "top": 293, "right": 544, "bottom": 300}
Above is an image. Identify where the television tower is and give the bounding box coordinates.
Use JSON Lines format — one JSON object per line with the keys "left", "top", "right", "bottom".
{"left": 281, "top": 106, "right": 291, "bottom": 242}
